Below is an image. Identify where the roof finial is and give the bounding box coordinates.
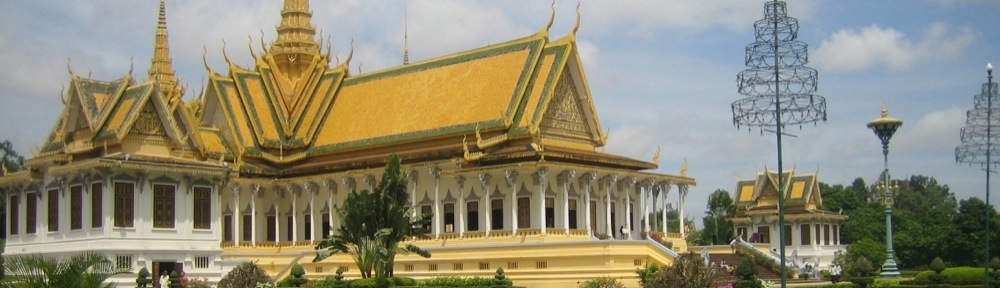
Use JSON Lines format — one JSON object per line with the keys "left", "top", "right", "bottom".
{"left": 572, "top": 2, "right": 581, "bottom": 35}
{"left": 201, "top": 46, "right": 214, "bottom": 74}
{"left": 545, "top": 0, "right": 556, "bottom": 33}
{"left": 248, "top": 34, "right": 258, "bottom": 60}
{"left": 221, "top": 39, "right": 234, "bottom": 66}
{"left": 272, "top": 0, "right": 319, "bottom": 57}
{"left": 67, "top": 58, "right": 75, "bottom": 76}
{"left": 148, "top": 0, "right": 180, "bottom": 100}
{"left": 881, "top": 104, "right": 889, "bottom": 118}
{"left": 403, "top": 0, "right": 410, "bottom": 65}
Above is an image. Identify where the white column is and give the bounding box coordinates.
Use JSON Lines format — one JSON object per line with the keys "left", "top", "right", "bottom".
{"left": 536, "top": 168, "right": 548, "bottom": 234}
{"left": 232, "top": 184, "right": 240, "bottom": 246}
{"left": 430, "top": 168, "right": 442, "bottom": 238}
{"left": 678, "top": 184, "right": 688, "bottom": 238}
{"left": 642, "top": 181, "right": 650, "bottom": 233}
{"left": 408, "top": 170, "right": 418, "bottom": 218}
{"left": 505, "top": 170, "right": 519, "bottom": 234}
{"left": 562, "top": 170, "right": 575, "bottom": 234}
{"left": 251, "top": 184, "right": 259, "bottom": 246}
{"left": 661, "top": 183, "right": 672, "bottom": 233}
{"left": 456, "top": 175, "right": 466, "bottom": 237}
{"left": 583, "top": 173, "right": 594, "bottom": 235}
{"left": 324, "top": 179, "right": 336, "bottom": 237}
{"left": 308, "top": 183, "right": 317, "bottom": 242}
{"left": 363, "top": 175, "right": 376, "bottom": 192}
{"left": 605, "top": 175, "right": 615, "bottom": 237}
{"left": 626, "top": 177, "right": 635, "bottom": 239}
{"left": 479, "top": 173, "right": 492, "bottom": 235}
{"left": 274, "top": 189, "right": 280, "bottom": 243}
{"left": 291, "top": 185, "right": 298, "bottom": 243}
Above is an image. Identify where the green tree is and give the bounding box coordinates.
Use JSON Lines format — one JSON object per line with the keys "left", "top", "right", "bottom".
{"left": 948, "top": 197, "right": 1000, "bottom": 266}
{"left": 699, "top": 189, "right": 734, "bottom": 245}
{"left": 0, "top": 251, "right": 131, "bottom": 288}
{"left": 0, "top": 140, "right": 24, "bottom": 174}
{"left": 313, "top": 155, "right": 432, "bottom": 278}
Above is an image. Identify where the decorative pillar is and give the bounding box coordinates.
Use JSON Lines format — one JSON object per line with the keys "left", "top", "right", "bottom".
{"left": 429, "top": 167, "right": 442, "bottom": 238}
{"left": 505, "top": 170, "right": 519, "bottom": 234}
{"left": 561, "top": 170, "right": 576, "bottom": 234}
{"left": 536, "top": 168, "right": 548, "bottom": 234}
{"left": 273, "top": 185, "right": 281, "bottom": 243}
{"left": 324, "top": 179, "right": 337, "bottom": 237}
{"left": 408, "top": 170, "right": 418, "bottom": 218}
{"left": 456, "top": 175, "right": 466, "bottom": 237}
{"left": 251, "top": 184, "right": 260, "bottom": 246}
{"left": 626, "top": 177, "right": 636, "bottom": 239}
{"left": 642, "top": 180, "right": 650, "bottom": 233}
{"left": 582, "top": 173, "right": 595, "bottom": 235}
{"left": 661, "top": 183, "right": 673, "bottom": 233}
{"left": 290, "top": 184, "right": 298, "bottom": 243}
{"left": 232, "top": 184, "right": 241, "bottom": 246}
{"left": 362, "top": 174, "right": 376, "bottom": 193}
{"left": 678, "top": 184, "right": 689, "bottom": 238}
{"left": 307, "top": 182, "right": 317, "bottom": 242}
{"left": 604, "top": 175, "right": 617, "bottom": 237}
{"left": 479, "top": 173, "right": 492, "bottom": 235}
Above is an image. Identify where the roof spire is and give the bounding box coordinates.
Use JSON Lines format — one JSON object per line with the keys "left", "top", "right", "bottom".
{"left": 403, "top": 0, "right": 409, "bottom": 65}
{"left": 148, "top": 0, "right": 182, "bottom": 101}
{"left": 272, "top": 0, "right": 319, "bottom": 57}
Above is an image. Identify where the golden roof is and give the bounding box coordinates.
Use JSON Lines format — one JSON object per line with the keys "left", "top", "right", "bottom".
{"left": 732, "top": 169, "right": 833, "bottom": 216}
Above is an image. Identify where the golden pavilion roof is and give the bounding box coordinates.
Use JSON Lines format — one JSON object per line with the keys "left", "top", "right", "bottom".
{"left": 731, "top": 169, "right": 845, "bottom": 221}
{"left": 12, "top": 0, "right": 686, "bottom": 184}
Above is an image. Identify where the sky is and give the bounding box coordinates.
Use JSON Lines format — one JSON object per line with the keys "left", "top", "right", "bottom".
{"left": 1, "top": 0, "right": 999, "bottom": 225}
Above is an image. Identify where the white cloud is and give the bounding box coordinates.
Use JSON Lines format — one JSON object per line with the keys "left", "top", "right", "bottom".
{"left": 813, "top": 23, "right": 976, "bottom": 72}
{"left": 583, "top": 0, "right": 817, "bottom": 38}
{"left": 895, "top": 106, "right": 965, "bottom": 152}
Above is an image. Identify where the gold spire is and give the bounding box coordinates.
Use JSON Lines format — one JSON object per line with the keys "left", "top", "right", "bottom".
{"left": 403, "top": 0, "right": 409, "bottom": 65}
{"left": 272, "top": 0, "right": 320, "bottom": 57}
{"left": 148, "top": 0, "right": 181, "bottom": 101}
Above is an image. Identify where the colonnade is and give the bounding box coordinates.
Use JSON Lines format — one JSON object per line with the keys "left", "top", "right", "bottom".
{"left": 220, "top": 166, "right": 693, "bottom": 246}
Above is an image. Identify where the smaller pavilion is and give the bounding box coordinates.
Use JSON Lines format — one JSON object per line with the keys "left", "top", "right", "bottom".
{"left": 730, "top": 169, "right": 847, "bottom": 268}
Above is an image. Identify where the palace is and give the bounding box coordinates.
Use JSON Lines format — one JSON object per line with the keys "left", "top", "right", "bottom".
{"left": 0, "top": 1, "right": 696, "bottom": 287}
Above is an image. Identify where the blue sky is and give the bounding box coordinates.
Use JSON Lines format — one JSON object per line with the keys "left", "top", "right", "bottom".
{"left": 1, "top": 0, "right": 998, "bottom": 224}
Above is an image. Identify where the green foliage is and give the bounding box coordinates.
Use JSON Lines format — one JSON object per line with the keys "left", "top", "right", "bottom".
{"left": 732, "top": 280, "right": 761, "bottom": 288}
{"left": 0, "top": 140, "right": 25, "bottom": 174}
{"left": 419, "top": 276, "right": 505, "bottom": 287}
{"left": 930, "top": 257, "right": 946, "bottom": 274}
{"left": 915, "top": 267, "right": 994, "bottom": 282}
{"left": 0, "top": 250, "right": 131, "bottom": 288}
{"left": 850, "top": 277, "right": 874, "bottom": 288}
{"left": 733, "top": 256, "right": 759, "bottom": 281}
{"left": 136, "top": 267, "right": 153, "bottom": 288}
{"left": 313, "top": 275, "right": 349, "bottom": 288}
{"left": 390, "top": 277, "right": 416, "bottom": 286}
{"left": 169, "top": 271, "right": 181, "bottom": 288}
{"left": 853, "top": 257, "right": 874, "bottom": 277}
{"left": 278, "top": 263, "right": 309, "bottom": 287}
{"left": 218, "top": 262, "right": 272, "bottom": 288}
{"left": 186, "top": 278, "right": 212, "bottom": 288}
{"left": 647, "top": 252, "right": 723, "bottom": 288}
{"left": 493, "top": 267, "right": 512, "bottom": 286}
{"left": 846, "top": 239, "right": 885, "bottom": 271}
{"left": 870, "top": 278, "right": 899, "bottom": 288}
{"left": 578, "top": 277, "right": 624, "bottom": 288}
{"left": 737, "top": 245, "right": 779, "bottom": 273}
{"left": 636, "top": 263, "right": 659, "bottom": 288}
{"left": 314, "top": 155, "right": 432, "bottom": 278}
{"left": 698, "top": 190, "right": 735, "bottom": 245}
{"left": 993, "top": 257, "right": 1000, "bottom": 272}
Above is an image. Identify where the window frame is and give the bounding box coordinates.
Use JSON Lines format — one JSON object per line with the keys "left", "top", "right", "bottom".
{"left": 152, "top": 184, "right": 176, "bottom": 229}
{"left": 192, "top": 187, "right": 212, "bottom": 230}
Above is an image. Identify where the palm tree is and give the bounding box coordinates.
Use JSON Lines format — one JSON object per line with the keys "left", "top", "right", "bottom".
{"left": 0, "top": 251, "right": 131, "bottom": 288}
{"left": 314, "top": 154, "right": 431, "bottom": 278}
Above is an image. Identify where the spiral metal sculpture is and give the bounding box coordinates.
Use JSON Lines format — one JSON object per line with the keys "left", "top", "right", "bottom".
{"left": 733, "top": 1, "right": 826, "bottom": 129}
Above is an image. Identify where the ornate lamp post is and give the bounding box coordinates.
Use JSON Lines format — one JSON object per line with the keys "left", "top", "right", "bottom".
{"left": 956, "top": 63, "right": 997, "bottom": 287}
{"left": 867, "top": 105, "right": 903, "bottom": 278}
{"left": 732, "top": 1, "right": 826, "bottom": 287}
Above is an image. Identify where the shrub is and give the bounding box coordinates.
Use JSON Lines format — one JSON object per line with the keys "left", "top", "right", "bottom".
{"left": 578, "top": 277, "right": 624, "bottom": 288}
{"left": 494, "top": 267, "right": 512, "bottom": 287}
{"left": 636, "top": 263, "right": 660, "bottom": 288}
{"left": 733, "top": 256, "right": 759, "bottom": 281}
{"left": 186, "top": 278, "right": 213, "bottom": 288}
{"left": 649, "top": 252, "right": 724, "bottom": 288}
{"left": 348, "top": 277, "right": 378, "bottom": 288}
{"left": 390, "top": 277, "right": 416, "bottom": 286}
{"left": 136, "top": 267, "right": 153, "bottom": 288}
{"left": 219, "top": 262, "right": 273, "bottom": 288}
{"left": 278, "top": 264, "right": 309, "bottom": 287}
{"left": 850, "top": 257, "right": 875, "bottom": 288}
{"left": 915, "top": 267, "right": 991, "bottom": 282}
{"left": 931, "top": 257, "right": 947, "bottom": 274}
{"left": 313, "top": 276, "right": 348, "bottom": 288}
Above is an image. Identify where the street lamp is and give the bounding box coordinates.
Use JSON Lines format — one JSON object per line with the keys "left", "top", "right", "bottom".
{"left": 956, "top": 63, "right": 997, "bottom": 287}
{"left": 867, "top": 105, "right": 903, "bottom": 278}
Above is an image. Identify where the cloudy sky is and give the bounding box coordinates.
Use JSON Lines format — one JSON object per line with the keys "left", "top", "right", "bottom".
{"left": 1, "top": 0, "right": 998, "bottom": 224}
